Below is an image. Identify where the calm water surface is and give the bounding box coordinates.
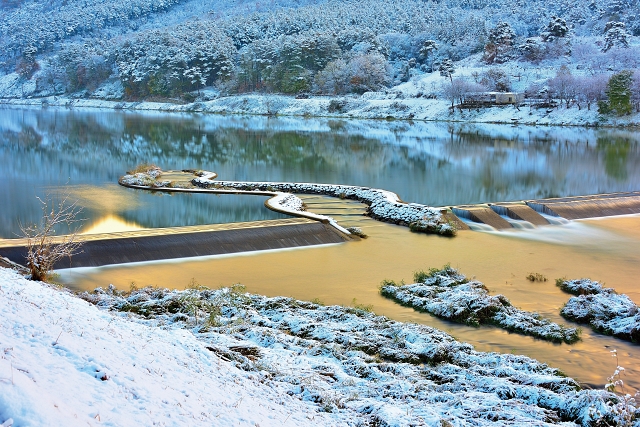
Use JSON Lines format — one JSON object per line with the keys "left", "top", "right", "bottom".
{"left": 2, "top": 106, "right": 640, "bottom": 235}
{"left": 2, "top": 106, "right": 640, "bottom": 392}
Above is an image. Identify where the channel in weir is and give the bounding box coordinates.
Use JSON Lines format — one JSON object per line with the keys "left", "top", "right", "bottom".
{"left": 0, "top": 218, "right": 351, "bottom": 269}
{"left": 451, "top": 206, "right": 513, "bottom": 230}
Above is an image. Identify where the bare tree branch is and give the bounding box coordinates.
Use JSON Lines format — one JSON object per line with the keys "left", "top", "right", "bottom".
{"left": 19, "top": 192, "right": 84, "bottom": 281}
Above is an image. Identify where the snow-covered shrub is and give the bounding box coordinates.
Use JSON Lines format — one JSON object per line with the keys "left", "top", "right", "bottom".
{"left": 597, "top": 349, "right": 640, "bottom": 427}
{"left": 558, "top": 278, "right": 640, "bottom": 343}
{"left": 119, "top": 164, "right": 169, "bottom": 187}
{"left": 345, "top": 227, "right": 367, "bottom": 238}
{"left": 19, "top": 192, "right": 84, "bottom": 282}
{"left": 556, "top": 278, "right": 611, "bottom": 295}
{"left": 381, "top": 266, "right": 581, "bottom": 343}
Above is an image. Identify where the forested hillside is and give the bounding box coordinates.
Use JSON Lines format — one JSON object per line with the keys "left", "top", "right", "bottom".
{"left": 1, "top": 0, "right": 639, "bottom": 108}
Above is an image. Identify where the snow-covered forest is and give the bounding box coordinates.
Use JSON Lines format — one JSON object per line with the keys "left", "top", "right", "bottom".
{"left": 1, "top": 0, "right": 640, "bottom": 115}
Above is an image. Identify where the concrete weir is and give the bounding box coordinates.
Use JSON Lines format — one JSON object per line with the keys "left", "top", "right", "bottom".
{"left": 526, "top": 192, "right": 640, "bottom": 220}
{"left": 0, "top": 218, "right": 350, "bottom": 269}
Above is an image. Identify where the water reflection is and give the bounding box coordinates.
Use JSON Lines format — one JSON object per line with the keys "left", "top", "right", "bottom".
{"left": 598, "top": 136, "right": 631, "bottom": 181}
{"left": 2, "top": 106, "right": 640, "bottom": 237}
{"left": 80, "top": 214, "right": 143, "bottom": 235}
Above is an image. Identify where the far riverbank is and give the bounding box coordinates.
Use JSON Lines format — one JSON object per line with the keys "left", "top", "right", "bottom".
{"left": 2, "top": 93, "right": 640, "bottom": 128}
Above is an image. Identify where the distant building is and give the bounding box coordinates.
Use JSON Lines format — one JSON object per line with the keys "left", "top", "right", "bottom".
{"left": 465, "top": 92, "right": 524, "bottom": 105}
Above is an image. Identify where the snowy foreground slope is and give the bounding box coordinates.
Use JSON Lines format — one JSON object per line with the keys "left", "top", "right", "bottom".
{"left": 0, "top": 267, "right": 637, "bottom": 426}
{"left": 0, "top": 268, "right": 334, "bottom": 427}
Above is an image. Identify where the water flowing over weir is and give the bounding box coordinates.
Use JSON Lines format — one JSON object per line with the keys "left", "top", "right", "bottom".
{"left": 2, "top": 107, "right": 640, "bottom": 394}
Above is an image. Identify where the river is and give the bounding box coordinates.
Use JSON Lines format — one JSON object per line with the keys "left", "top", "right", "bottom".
{"left": 1, "top": 106, "right": 639, "bottom": 392}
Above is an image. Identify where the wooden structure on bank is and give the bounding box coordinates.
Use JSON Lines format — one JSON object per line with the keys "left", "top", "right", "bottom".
{"left": 460, "top": 92, "right": 525, "bottom": 109}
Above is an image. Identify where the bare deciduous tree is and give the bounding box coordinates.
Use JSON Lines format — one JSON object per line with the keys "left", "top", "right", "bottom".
{"left": 20, "top": 193, "right": 84, "bottom": 281}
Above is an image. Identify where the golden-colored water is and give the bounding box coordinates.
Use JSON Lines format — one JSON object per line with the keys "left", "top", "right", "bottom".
{"left": 63, "top": 184, "right": 143, "bottom": 212}
{"left": 60, "top": 195, "right": 640, "bottom": 392}
{"left": 80, "top": 214, "right": 144, "bottom": 235}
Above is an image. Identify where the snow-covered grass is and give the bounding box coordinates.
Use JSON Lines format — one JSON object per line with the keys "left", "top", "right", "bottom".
{"left": 3, "top": 265, "right": 640, "bottom": 425}
{"left": 558, "top": 278, "right": 640, "bottom": 343}
{"left": 380, "top": 266, "right": 581, "bottom": 344}
{"left": 75, "top": 276, "right": 638, "bottom": 426}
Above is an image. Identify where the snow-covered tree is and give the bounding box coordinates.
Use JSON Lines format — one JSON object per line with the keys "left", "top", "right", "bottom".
{"left": 484, "top": 22, "right": 516, "bottom": 64}
{"left": 480, "top": 68, "right": 511, "bottom": 92}
{"left": 315, "top": 53, "right": 391, "bottom": 94}
{"left": 15, "top": 45, "right": 39, "bottom": 79}
{"left": 548, "top": 65, "right": 577, "bottom": 107}
{"left": 418, "top": 40, "right": 438, "bottom": 71}
{"left": 438, "top": 59, "right": 455, "bottom": 82}
{"left": 541, "top": 16, "right": 569, "bottom": 42}
{"left": 575, "top": 74, "right": 608, "bottom": 110}
{"left": 603, "top": 22, "right": 631, "bottom": 52}
{"left": 442, "top": 77, "right": 483, "bottom": 109}
{"left": 439, "top": 59, "right": 457, "bottom": 108}
{"left": 519, "top": 38, "right": 545, "bottom": 62}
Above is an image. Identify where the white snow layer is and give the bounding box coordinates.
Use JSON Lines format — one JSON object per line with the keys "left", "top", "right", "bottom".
{"left": 0, "top": 268, "right": 335, "bottom": 427}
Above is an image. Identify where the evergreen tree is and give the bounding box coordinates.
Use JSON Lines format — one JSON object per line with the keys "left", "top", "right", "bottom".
{"left": 439, "top": 59, "right": 456, "bottom": 108}
{"left": 599, "top": 70, "right": 633, "bottom": 116}
{"left": 541, "top": 16, "right": 569, "bottom": 42}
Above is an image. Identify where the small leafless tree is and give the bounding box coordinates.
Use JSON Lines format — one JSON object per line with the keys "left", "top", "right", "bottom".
{"left": 20, "top": 193, "right": 84, "bottom": 281}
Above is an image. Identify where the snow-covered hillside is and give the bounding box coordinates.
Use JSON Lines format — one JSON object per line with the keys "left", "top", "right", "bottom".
{"left": 1, "top": 0, "right": 639, "bottom": 123}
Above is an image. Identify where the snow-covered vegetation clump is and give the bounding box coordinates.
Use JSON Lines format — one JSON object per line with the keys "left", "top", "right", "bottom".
{"left": 75, "top": 279, "right": 636, "bottom": 426}
{"left": 558, "top": 278, "right": 640, "bottom": 343}
{"left": 119, "top": 164, "right": 171, "bottom": 187}
{"left": 381, "top": 266, "right": 581, "bottom": 343}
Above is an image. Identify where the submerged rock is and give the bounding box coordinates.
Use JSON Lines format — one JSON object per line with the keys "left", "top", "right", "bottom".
{"left": 380, "top": 266, "right": 581, "bottom": 344}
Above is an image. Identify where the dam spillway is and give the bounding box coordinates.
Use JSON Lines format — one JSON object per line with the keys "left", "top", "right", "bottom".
{"left": 445, "top": 192, "right": 640, "bottom": 229}
{"left": 0, "top": 218, "right": 350, "bottom": 269}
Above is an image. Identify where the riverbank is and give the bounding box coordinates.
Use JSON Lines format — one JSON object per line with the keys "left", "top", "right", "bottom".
{"left": 1, "top": 266, "right": 634, "bottom": 426}
{"left": 2, "top": 92, "right": 640, "bottom": 128}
